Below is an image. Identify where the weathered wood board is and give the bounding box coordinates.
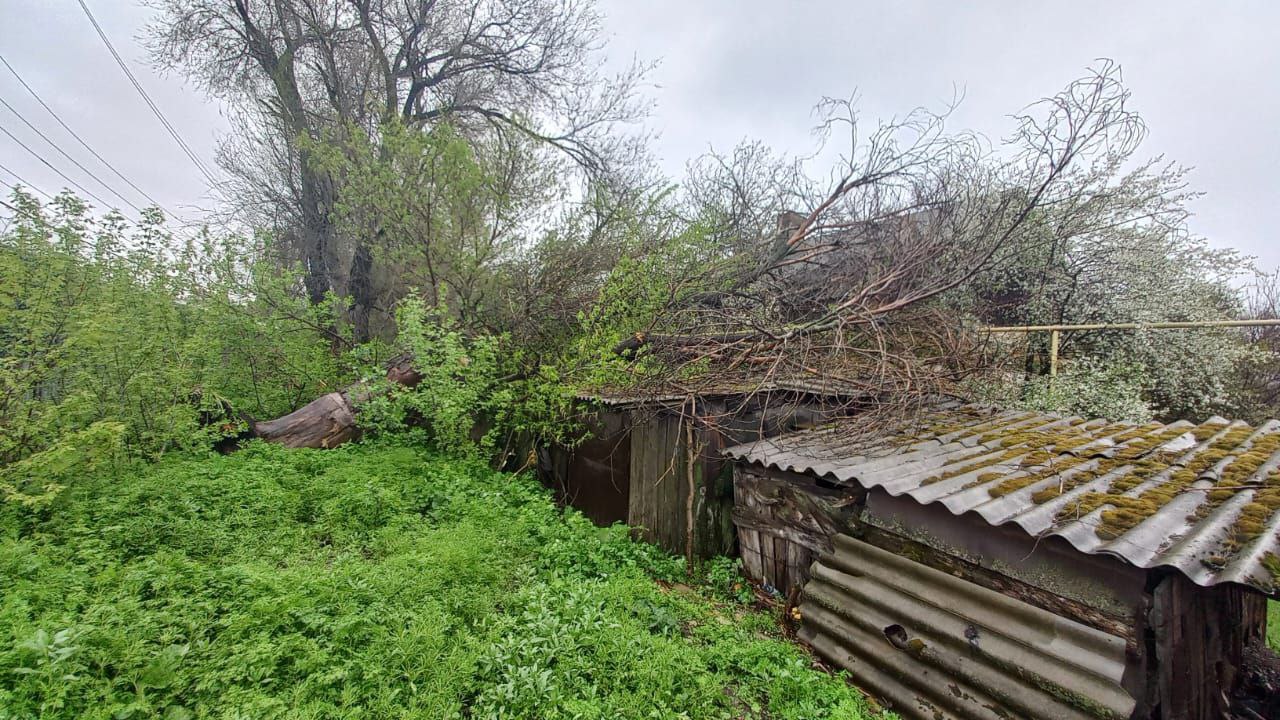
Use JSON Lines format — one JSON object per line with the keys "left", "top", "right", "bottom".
{"left": 731, "top": 466, "right": 863, "bottom": 595}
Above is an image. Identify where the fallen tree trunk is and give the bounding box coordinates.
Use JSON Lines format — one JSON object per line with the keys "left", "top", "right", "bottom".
{"left": 243, "top": 355, "right": 422, "bottom": 450}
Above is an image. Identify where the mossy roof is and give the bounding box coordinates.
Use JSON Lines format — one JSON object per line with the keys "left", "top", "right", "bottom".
{"left": 724, "top": 405, "right": 1280, "bottom": 596}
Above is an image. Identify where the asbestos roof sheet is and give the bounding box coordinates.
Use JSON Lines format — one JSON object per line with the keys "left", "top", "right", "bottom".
{"left": 723, "top": 405, "right": 1280, "bottom": 595}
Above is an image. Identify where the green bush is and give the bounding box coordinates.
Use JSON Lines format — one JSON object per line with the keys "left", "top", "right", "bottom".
{"left": 973, "top": 358, "right": 1155, "bottom": 423}
{"left": 0, "top": 443, "right": 885, "bottom": 719}
{"left": 0, "top": 191, "right": 353, "bottom": 471}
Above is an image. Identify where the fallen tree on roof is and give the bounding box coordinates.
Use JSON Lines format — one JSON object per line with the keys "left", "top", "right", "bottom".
{"left": 614, "top": 62, "right": 1167, "bottom": 431}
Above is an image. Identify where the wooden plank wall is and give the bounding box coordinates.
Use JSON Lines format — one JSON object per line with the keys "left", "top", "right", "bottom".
{"left": 628, "top": 412, "right": 685, "bottom": 551}
{"left": 627, "top": 412, "right": 737, "bottom": 560}
{"left": 732, "top": 466, "right": 863, "bottom": 596}
{"left": 1152, "top": 573, "right": 1268, "bottom": 720}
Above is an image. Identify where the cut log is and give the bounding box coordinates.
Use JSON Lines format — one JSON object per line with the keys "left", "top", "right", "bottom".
{"left": 251, "top": 391, "right": 360, "bottom": 449}
{"left": 245, "top": 354, "right": 422, "bottom": 450}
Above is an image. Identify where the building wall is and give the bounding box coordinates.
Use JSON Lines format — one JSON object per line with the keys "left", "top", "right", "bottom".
{"left": 1151, "top": 572, "right": 1268, "bottom": 720}
{"left": 627, "top": 411, "right": 737, "bottom": 559}
{"left": 726, "top": 462, "right": 1273, "bottom": 720}
{"left": 732, "top": 465, "right": 864, "bottom": 596}
{"left": 539, "top": 409, "right": 632, "bottom": 526}
{"left": 545, "top": 392, "right": 850, "bottom": 557}
{"left": 800, "top": 535, "right": 1138, "bottom": 720}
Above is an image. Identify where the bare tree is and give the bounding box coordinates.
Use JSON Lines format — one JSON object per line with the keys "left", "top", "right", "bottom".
{"left": 1236, "top": 270, "right": 1280, "bottom": 418}
{"left": 147, "top": 0, "right": 650, "bottom": 339}
{"left": 617, "top": 62, "right": 1149, "bottom": 430}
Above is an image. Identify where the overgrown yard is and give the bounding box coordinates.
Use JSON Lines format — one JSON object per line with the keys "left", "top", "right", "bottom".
{"left": 1271, "top": 601, "right": 1279, "bottom": 651}
{"left": 0, "top": 443, "right": 884, "bottom": 719}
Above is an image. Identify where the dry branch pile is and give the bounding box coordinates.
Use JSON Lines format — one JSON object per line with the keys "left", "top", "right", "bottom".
{"left": 613, "top": 63, "right": 1148, "bottom": 433}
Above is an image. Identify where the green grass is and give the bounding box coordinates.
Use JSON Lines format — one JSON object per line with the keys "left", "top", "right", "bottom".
{"left": 0, "top": 442, "right": 884, "bottom": 719}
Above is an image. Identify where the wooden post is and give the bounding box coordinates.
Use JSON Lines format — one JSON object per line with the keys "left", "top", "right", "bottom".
{"left": 684, "top": 410, "right": 696, "bottom": 575}
{"left": 1049, "top": 329, "right": 1060, "bottom": 377}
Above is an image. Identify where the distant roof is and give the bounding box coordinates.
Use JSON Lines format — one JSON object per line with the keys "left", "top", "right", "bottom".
{"left": 724, "top": 405, "right": 1280, "bottom": 595}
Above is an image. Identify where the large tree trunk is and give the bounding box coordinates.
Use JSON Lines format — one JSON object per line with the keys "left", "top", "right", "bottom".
{"left": 244, "top": 355, "right": 421, "bottom": 450}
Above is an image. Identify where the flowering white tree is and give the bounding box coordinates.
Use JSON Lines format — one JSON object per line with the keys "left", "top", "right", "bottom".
{"left": 970, "top": 158, "right": 1257, "bottom": 421}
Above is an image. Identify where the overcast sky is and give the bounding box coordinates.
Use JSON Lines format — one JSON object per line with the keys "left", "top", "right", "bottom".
{"left": 1, "top": 1, "right": 1277, "bottom": 269}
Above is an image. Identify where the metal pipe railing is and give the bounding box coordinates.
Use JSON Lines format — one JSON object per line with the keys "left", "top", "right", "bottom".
{"left": 984, "top": 319, "right": 1280, "bottom": 376}
{"left": 985, "top": 319, "right": 1280, "bottom": 332}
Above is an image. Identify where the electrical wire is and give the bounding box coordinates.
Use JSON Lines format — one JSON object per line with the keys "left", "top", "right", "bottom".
{"left": 0, "top": 94, "right": 144, "bottom": 213}
{"left": 0, "top": 160, "right": 54, "bottom": 200}
{"left": 74, "top": 0, "right": 221, "bottom": 187}
{"left": 0, "top": 121, "right": 114, "bottom": 208}
{"left": 0, "top": 51, "right": 170, "bottom": 211}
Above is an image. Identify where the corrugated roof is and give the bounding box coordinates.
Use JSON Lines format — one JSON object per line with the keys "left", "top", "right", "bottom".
{"left": 801, "top": 534, "right": 1136, "bottom": 720}
{"left": 723, "top": 405, "right": 1280, "bottom": 595}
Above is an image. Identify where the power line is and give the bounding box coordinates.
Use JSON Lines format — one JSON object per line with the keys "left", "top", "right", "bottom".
{"left": 0, "top": 160, "right": 54, "bottom": 200}
{"left": 0, "top": 52, "right": 170, "bottom": 212}
{"left": 0, "top": 94, "right": 144, "bottom": 213}
{"left": 74, "top": 0, "right": 220, "bottom": 187}
{"left": 0, "top": 121, "right": 114, "bottom": 209}
{"left": 0, "top": 194, "right": 45, "bottom": 224}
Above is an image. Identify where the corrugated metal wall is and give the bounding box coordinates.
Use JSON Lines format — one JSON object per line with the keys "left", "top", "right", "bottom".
{"left": 542, "top": 410, "right": 632, "bottom": 526}
{"left": 800, "top": 535, "right": 1138, "bottom": 720}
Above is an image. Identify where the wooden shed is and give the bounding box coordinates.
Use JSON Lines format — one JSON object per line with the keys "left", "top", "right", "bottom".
{"left": 538, "top": 381, "right": 860, "bottom": 559}
{"left": 724, "top": 405, "right": 1278, "bottom": 720}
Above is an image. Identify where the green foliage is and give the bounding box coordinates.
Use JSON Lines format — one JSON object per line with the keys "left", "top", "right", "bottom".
{"left": 996, "top": 359, "right": 1155, "bottom": 423}
{"left": 0, "top": 422, "right": 124, "bottom": 511}
{"left": 359, "top": 293, "right": 584, "bottom": 456}
{"left": 0, "top": 443, "right": 883, "bottom": 719}
{"left": 0, "top": 189, "right": 353, "bottom": 472}
{"left": 572, "top": 223, "right": 724, "bottom": 390}
{"left": 968, "top": 166, "right": 1259, "bottom": 421}
{"left": 305, "top": 120, "right": 556, "bottom": 339}
{"left": 359, "top": 294, "right": 510, "bottom": 452}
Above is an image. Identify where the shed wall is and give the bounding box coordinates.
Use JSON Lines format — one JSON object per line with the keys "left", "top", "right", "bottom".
{"left": 800, "top": 534, "right": 1138, "bottom": 720}
{"left": 732, "top": 466, "right": 863, "bottom": 596}
{"left": 1151, "top": 572, "right": 1268, "bottom": 720}
{"left": 540, "top": 410, "right": 632, "bottom": 526}
{"left": 627, "top": 412, "right": 737, "bottom": 558}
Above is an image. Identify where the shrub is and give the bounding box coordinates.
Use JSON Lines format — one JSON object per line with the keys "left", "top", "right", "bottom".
{"left": 1019, "top": 358, "right": 1154, "bottom": 422}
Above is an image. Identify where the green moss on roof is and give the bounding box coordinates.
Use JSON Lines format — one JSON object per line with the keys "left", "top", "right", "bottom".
{"left": 919, "top": 447, "right": 997, "bottom": 485}
{"left": 1112, "top": 427, "right": 1193, "bottom": 460}
{"left": 1020, "top": 450, "right": 1055, "bottom": 467}
{"left": 1049, "top": 427, "right": 1280, "bottom": 540}
{"left": 1191, "top": 422, "right": 1228, "bottom": 441}
{"left": 990, "top": 456, "right": 1091, "bottom": 498}
{"left": 877, "top": 410, "right": 1280, "bottom": 558}
{"left": 1264, "top": 552, "right": 1280, "bottom": 582}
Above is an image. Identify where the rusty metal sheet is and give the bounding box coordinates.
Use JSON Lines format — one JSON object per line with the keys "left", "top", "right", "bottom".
{"left": 724, "top": 405, "right": 1280, "bottom": 595}
{"left": 547, "top": 411, "right": 631, "bottom": 526}
{"left": 800, "top": 534, "right": 1138, "bottom": 720}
